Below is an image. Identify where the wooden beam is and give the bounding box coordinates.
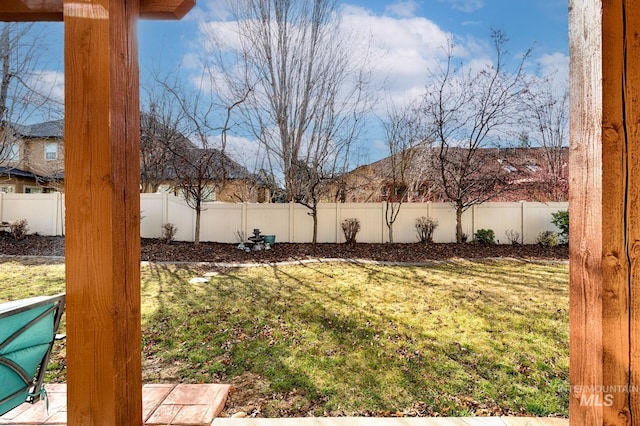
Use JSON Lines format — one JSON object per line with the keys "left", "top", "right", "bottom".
{"left": 64, "top": 0, "right": 142, "bottom": 424}
{"left": 139, "top": 0, "right": 195, "bottom": 20}
{"left": 0, "top": 1, "right": 61, "bottom": 21}
{"left": 570, "top": 0, "right": 640, "bottom": 424}
{"left": 0, "top": 0, "right": 194, "bottom": 21}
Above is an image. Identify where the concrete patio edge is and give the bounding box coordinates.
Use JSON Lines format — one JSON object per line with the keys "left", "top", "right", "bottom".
{"left": 212, "top": 417, "right": 568, "bottom": 425}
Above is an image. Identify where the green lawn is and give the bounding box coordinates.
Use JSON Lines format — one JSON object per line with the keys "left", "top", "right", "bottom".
{"left": 0, "top": 258, "right": 569, "bottom": 417}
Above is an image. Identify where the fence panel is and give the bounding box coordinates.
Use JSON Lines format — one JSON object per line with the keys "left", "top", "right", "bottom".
{"left": 387, "top": 204, "right": 430, "bottom": 243}
{"left": 140, "top": 193, "right": 165, "bottom": 238}
{"left": 474, "top": 203, "right": 523, "bottom": 244}
{"left": 246, "top": 203, "right": 291, "bottom": 244}
{"left": 338, "top": 203, "right": 384, "bottom": 243}
{"left": 200, "top": 203, "right": 244, "bottom": 243}
{"left": 1, "top": 193, "right": 62, "bottom": 236}
{"left": 0, "top": 193, "right": 569, "bottom": 244}
{"left": 428, "top": 204, "right": 471, "bottom": 243}
{"left": 166, "top": 196, "right": 195, "bottom": 242}
{"left": 290, "top": 204, "right": 314, "bottom": 243}
{"left": 523, "top": 202, "right": 568, "bottom": 244}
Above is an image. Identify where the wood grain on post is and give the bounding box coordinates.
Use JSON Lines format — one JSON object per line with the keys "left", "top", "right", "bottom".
{"left": 624, "top": 1, "right": 640, "bottom": 422}
{"left": 569, "top": 0, "right": 603, "bottom": 421}
{"left": 64, "top": 0, "right": 142, "bottom": 424}
{"left": 570, "top": 0, "right": 640, "bottom": 424}
{"left": 0, "top": 0, "right": 194, "bottom": 424}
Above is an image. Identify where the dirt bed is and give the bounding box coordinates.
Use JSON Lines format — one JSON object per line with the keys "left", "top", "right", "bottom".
{"left": 0, "top": 233, "right": 568, "bottom": 263}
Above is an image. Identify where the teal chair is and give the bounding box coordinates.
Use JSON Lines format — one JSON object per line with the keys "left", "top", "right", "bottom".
{"left": 0, "top": 294, "right": 65, "bottom": 416}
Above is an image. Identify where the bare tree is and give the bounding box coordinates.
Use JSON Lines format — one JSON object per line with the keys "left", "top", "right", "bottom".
{"left": 0, "top": 23, "right": 62, "bottom": 166}
{"left": 206, "top": 0, "right": 371, "bottom": 244}
{"left": 522, "top": 76, "right": 569, "bottom": 201}
{"left": 169, "top": 146, "right": 230, "bottom": 244}
{"left": 423, "top": 30, "right": 531, "bottom": 243}
{"left": 146, "top": 70, "right": 251, "bottom": 244}
{"left": 140, "top": 87, "right": 186, "bottom": 193}
{"left": 380, "top": 103, "right": 425, "bottom": 243}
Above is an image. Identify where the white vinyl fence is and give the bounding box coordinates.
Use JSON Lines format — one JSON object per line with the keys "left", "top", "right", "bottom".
{"left": 0, "top": 192, "right": 568, "bottom": 244}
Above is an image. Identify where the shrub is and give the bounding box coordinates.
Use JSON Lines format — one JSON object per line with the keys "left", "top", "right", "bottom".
{"left": 234, "top": 230, "right": 246, "bottom": 244}
{"left": 415, "top": 216, "right": 438, "bottom": 243}
{"left": 551, "top": 210, "right": 569, "bottom": 243}
{"left": 474, "top": 228, "right": 495, "bottom": 245}
{"left": 161, "top": 223, "right": 178, "bottom": 244}
{"left": 505, "top": 229, "right": 521, "bottom": 245}
{"left": 10, "top": 219, "right": 28, "bottom": 241}
{"left": 536, "top": 230, "right": 559, "bottom": 247}
{"left": 341, "top": 218, "right": 360, "bottom": 245}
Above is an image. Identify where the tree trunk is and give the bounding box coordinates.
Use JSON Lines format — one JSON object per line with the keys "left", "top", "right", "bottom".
{"left": 195, "top": 205, "right": 201, "bottom": 245}
{"left": 455, "top": 203, "right": 463, "bottom": 243}
{"left": 311, "top": 206, "right": 318, "bottom": 245}
{"left": 388, "top": 223, "right": 394, "bottom": 243}
{"left": 0, "top": 24, "right": 9, "bottom": 123}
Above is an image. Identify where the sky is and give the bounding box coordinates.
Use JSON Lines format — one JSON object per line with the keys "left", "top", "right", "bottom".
{"left": 138, "top": 1, "right": 568, "bottom": 67}
{"left": 137, "top": 0, "right": 568, "bottom": 166}
{"left": 28, "top": 0, "right": 570, "bottom": 167}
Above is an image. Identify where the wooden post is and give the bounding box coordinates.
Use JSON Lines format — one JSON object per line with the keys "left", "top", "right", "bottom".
{"left": 64, "top": 0, "right": 142, "bottom": 424}
{"left": 570, "top": 1, "right": 640, "bottom": 424}
{"left": 0, "top": 1, "right": 194, "bottom": 424}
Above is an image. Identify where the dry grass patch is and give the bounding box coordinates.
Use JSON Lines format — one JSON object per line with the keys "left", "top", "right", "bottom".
{"left": 0, "top": 258, "right": 568, "bottom": 417}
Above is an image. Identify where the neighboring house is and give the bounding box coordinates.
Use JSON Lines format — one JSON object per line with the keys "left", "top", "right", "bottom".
{"left": 154, "top": 146, "right": 271, "bottom": 203}
{"left": 0, "top": 118, "right": 270, "bottom": 202}
{"left": 334, "top": 146, "right": 569, "bottom": 203}
{"left": 0, "top": 120, "right": 64, "bottom": 193}
{"left": 139, "top": 112, "right": 271, "bottom": 203}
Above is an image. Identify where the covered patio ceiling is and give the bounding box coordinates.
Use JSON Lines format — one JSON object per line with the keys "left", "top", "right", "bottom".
{"left": 0, "top": 0, "right": 194, "bottom": 20}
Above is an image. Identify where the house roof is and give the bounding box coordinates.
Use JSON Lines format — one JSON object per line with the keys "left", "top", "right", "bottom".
{"left": 339, "top": 146, "right": 569, "bottom": 202}
{"left": 167, "top": 146, "right": 267, "bottom": 184}
{"left": 7, "top": 118, "right": 265, "bottom": 186}
{"left": 9, "top": 120, "right": 64, "bottom": 138}
{"left": 0, "top": 166, "right": 51, "bottom": 181}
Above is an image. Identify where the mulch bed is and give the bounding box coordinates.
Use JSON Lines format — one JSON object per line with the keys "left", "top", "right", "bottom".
{"left": 0, "top": 232, "right": 568, "bottom": 263}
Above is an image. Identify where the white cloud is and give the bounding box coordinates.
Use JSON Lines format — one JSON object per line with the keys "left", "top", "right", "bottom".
{"left": 29, "top": 70, "right": 65, "bottom": 105}
{"left": 539, "top": 52, "right": 569, "bottom": 79}
{"left": 214, "top": 134, "right": 268, "bottom": 172}
{"left": 192, "top": 4, "right": 457, "bottom": 113}
{"left": 385, "top": 1, "right": 421, "bottom": 18}
{"left": 193, "top": 0, "right": 234, "bottom": 21}
{"left": 180, "top": 53, "right": 201, "bottom": 70}
{"left": 338, "top": 5, "right": 455, "bottom": 109}
{"left": 439, "top": 0, "right": 485, "bottom": 13}
{"left": 188, "top": 2, "right": 518, "bottom": 160}
{"left": 537, "top": 52, "right": 569, "bottom": 94}
{"left": 198, "top": 20, "right": 244, "bottom": 52}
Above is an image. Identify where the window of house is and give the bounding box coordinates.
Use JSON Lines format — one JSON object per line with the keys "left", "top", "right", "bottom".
{"left": 0, "top": 143, "right": 19, "bottom": 162}
{"left": 45, "top": 143, "right": 58, "bottom": 160}
{"left": 0, "top": 185, "right": 15, "bottom": 193}
{"left": 24, "top": 186, "right": 42, "bottom": 194}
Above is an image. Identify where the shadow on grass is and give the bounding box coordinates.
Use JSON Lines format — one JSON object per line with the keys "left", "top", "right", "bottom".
{"left": 0, "top": 257, "right": 568, "bottom": 417}
{"left": 137, "top": 260, "right": 568, "bottom": 417}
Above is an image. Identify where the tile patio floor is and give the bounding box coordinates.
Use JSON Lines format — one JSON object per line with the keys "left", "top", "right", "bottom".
{"left": 0, "top": 384, "right": 568, "bottom": 426}
{"left": 0, "top": 384, "right": 231, "bottom": 426}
